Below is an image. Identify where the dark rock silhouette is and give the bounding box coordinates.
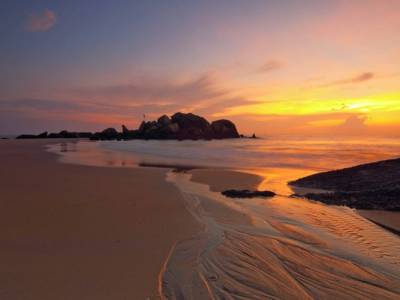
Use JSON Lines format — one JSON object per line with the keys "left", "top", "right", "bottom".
{"left": 16, "top": 112, "right": 244, "bottom": 141}
{"left": 122, "top": 125, "right": 129, "bottom": 135}
{"left": 290, "top": 158, "right": 400, "bottom": 210}
{"left": 157, "top": 115, "right": 171, "bottom": 126}
{"left": 211, "top": 119, "right": 240, "bottom": 139}
{"left": 222, "top": 189, "right": 276, "bottom": 198}
{"left": 126, "top": 112, "right": 240, "bottom": 140}
{"left": 121, "top": 125, "right": 139, "bottom": 139}
{"left": 16, "top": 134, "right": 38, "bottom": 139}
{"left": 37, "top": 131, "right": 48, "bottom": 138}
{"left": 16, "top": 130, "right": 93, "bottom": 139}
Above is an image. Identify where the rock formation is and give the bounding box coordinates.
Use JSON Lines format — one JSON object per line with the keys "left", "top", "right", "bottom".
{"left": 290, "top": 158, "right": 400, "bottom": 210}
{"left": 16, "top": 112, "right": 243, "bottom": 141}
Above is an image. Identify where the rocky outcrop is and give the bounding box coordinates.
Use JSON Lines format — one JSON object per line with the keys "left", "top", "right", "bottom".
{"left": 295, "top": 189, "right": 400, "bottom": 211}
{"left": 157, "top": 115, "right": 171, "bottom": 126}
{"left": 37, "top": 131, "right": 48, "bottom": 138}
{"left": 290, "top": 158, "right": 400, "bottom": 210}
{"left": 15, "top": 112, "right": 244, "bottom": 141}
{"left": 16, "top": 134, "right": 38, "bottom": 139}
{"left": 170, "top": 113, "right": 212, "bottom": 140}
{"left": 211, "top": 119, "right": 239, "bottom": 139}
{"left": 17, "top": 130, "right": 92, "bottom": 139}
{"left": 129, "top": 112, "right": 241, "bottom": 140}
{"left": 222, "top": 189, "right": 276, "bottom": 198}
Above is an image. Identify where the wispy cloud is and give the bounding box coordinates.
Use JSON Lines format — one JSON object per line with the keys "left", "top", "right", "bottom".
{"left": 0, "top": 73, "right": 258, "bottom": 131}
{"left": 72, "top": 73, "right": 257, "bottom": 116}
{"left": 74, "top": 74, "right": 225, "bottom": 104}
{"left": 257, "top": 60, "right": 283, "bottom": 73}
{"left": 321, "top": 72, "right": 375, "bottom": 87}
{"left": 25, "top": 9, "right": 57, "bottom": 32}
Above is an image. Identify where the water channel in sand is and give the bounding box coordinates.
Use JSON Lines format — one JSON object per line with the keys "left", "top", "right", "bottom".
{"left": 48, "top": 138, "right": 400, "bottom": 299}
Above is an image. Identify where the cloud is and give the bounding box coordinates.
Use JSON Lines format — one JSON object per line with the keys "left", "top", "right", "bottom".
{"left": 74, "top": 74, "right": 225, "bottom": 104}
{"left": 339, "top": 115, "right": 367, "bottom": 130}
{"left": 257, "top": 60, "right": 283, "bottom": 73}
{"left": 25, "top": 9, "right": 57, "bottom": 32}
{"left": 0, "top": 88, "right": 257, "bottom": 132}
{"left": 321, "top": 72, "right": 375, "bottom": 87}
{"left": 72, "top": 73, "right": 257, "bottom": 116}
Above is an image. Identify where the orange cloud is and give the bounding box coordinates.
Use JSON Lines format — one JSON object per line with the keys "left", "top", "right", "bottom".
{"left": 25, "top": 9, "right": 57, "bottom": 32}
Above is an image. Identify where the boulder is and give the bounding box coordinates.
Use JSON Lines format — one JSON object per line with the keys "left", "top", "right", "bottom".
{"left": 100, "top": 128, "right": 119, "bottom": 140}
{"left": 221, "top": 189, "right": 276, "bottom": 198}
{"left": 157, "top": 115, "right": 171, "bottom": 126}
{"left": 121, "top": 125, "right": 140, "bottom": 139}
{"left": 139, "top": 121, "right": 157, "bottom": 134}
{"left": 171, "top": 112, "right": 210, "bottom": 130}
{"left": 211, "top": 119, "right": 239, "bottom": 138}
{"left": 167, "top": 122, "right": 180, "bottom": 134}
{"left": 122, "top": 125, "right": 130, "bottom": 135}
{"left": 171, "top": 112, "right": 212, "bottom": 139}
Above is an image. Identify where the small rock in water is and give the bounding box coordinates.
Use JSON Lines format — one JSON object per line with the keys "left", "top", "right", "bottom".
{"left": 221, "top": 189, "right": 275, "bottom": 198}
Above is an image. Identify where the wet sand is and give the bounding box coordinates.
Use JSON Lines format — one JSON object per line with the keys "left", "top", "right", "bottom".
{"left": 358, "top": 210, "right": 400, "bottom": 234}
{"left": 190, "top": 168, "right": 263, "bottom": 192}
{"left": 0, "top": 139, "right": 199, "bottom": 299}
{"left": 160, "top": 169, "right": 400, "bottom": 299}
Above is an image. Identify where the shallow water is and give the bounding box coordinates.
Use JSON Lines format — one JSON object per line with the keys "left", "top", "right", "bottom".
{"left": 48, "top": 138, "right": 400, "bottom": 299}
{"left": 51, "top": 137, "right": 400, "bottom": 171}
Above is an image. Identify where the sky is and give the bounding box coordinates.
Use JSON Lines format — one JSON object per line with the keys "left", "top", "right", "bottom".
{"left": 1, "top": 0, "right": 399, "bottom": 137}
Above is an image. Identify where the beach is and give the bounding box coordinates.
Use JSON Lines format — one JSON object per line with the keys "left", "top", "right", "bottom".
{"left": 0, "top": 139, "right": 199, "bottom": 299}
{"left": 1, "top": 138, "right": 400, "bottom": 299}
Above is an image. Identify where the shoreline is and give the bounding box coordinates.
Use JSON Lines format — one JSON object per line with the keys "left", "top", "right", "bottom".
{"left": 2, "top": 139, "right": 399, "bottom": 299}
{"left": 46, "top": 139, "right": 400, "bottom": 238}
{"left": 0, "top": 139, "right": 200, "bottom": 299}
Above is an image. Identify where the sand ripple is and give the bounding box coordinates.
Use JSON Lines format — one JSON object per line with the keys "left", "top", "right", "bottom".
{"left": 161, "top": 171, "right": 400, "bottom": 299}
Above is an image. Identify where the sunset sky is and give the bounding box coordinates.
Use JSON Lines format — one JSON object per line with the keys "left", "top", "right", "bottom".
{"left": 1, "top": 0, "right": 399, "bottom": 137}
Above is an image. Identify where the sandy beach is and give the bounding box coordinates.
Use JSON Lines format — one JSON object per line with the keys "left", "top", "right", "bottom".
{"left": 1, "top": 139, "right": 400, "bottom": 299}
{"left": 0, "top": 139, "right": 199, "bottom": 299}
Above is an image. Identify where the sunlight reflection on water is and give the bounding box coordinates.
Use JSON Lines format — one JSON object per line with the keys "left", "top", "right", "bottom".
{"left": 49, "top": 137, "right": 400, "bottom": 174}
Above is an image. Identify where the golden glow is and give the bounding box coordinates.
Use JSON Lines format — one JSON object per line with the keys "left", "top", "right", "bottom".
{"left": 219, "top": 92, "right": 400, "bottom": 126}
